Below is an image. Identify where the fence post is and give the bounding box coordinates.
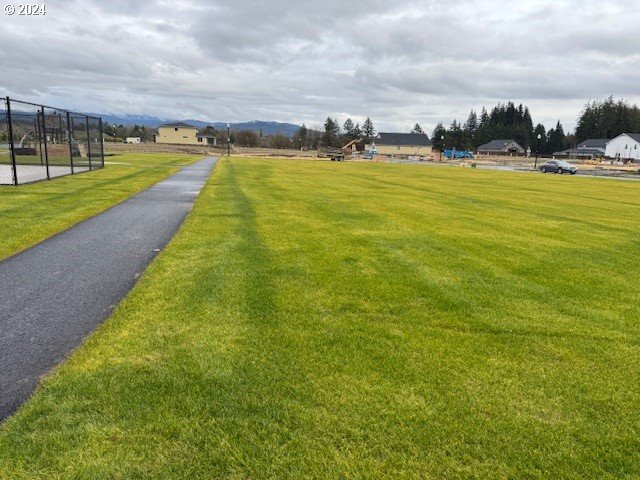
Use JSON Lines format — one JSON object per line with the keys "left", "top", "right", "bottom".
{"left": 85, "top": 115, "right": 92, "bottom": 170}
{"left": 6, "top": 97, "right": 18, "bottom": 186}
{"left": 35, "top": 115, "right": 44, "bottom": 166}
{"left": 98, "top": 118, "right": 104, "bottom": 167}
{"left": 66, "top": 111, "right": 74, "bottom": 174}
{"left": 41, "top": 106, "right": 50, "bottom": 180}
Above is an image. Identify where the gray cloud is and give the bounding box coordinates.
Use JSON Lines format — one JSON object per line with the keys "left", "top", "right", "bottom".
{"left": 1, "top": 0, "right": 639, "bottom": 133}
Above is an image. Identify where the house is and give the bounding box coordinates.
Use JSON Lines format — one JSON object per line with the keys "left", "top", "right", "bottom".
{"left": 369, "top": 132, "right": 432, "bottom": 156}
{"left": 196, "top": 126, "right": 219, "bottom": 147}
{"left": 577, "top": 138, "right": 608, "bottom": 155}
{"left": 553, "top": 148, "right": 604, "bottom": 160}
{"left": 125, "top": 137, "right": 141, "bottom": 144}
{"left": 604, "top": 133, "right": 640, "bottom": 162}
{"left": 554, "top": 138, "right": 610, "bottom": 159}
{"left": 155, "top": 122, "right": 199, "bottom": 145}
{"left": 477, "top": 139, "right": 525, "bottom": 155}
{"left": 155, "top": 122, "right": 220, "bottom": 146}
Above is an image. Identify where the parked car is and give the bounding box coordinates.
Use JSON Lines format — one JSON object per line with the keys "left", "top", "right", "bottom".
{"left": 539, "top": 160, "right": 577, "bottom": 174}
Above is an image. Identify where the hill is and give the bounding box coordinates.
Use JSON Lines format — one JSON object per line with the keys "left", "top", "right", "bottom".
{"left": 94, "top": 114, "right": 300, "bottom": 137}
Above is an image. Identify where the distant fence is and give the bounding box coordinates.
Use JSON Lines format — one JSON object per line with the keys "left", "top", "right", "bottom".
{"left": 0, "top": 97, "right": 104, "bottom": 185}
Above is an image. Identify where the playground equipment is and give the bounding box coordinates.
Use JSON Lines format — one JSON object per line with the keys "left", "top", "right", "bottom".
{"left": 1, "top": 97, "right": 104, "bottom": 185}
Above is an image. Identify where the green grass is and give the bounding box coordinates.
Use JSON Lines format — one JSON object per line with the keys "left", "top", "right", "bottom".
{"left": 0, "top": 153, "right": 201, "bottom": 260}
{"left": 1, "top": 158, "right": 639, "bottom": 478}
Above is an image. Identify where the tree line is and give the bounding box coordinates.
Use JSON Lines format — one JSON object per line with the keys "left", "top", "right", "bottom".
{"left": 103, "top": 97, "right": 639, "bottom": 153}
{"left": 319, "top": 116, "right": 375, "bottom": 148}
{"left": 430, "top": 102, "right": 569, "bottom": 155}
{"left": 575, "top": 97, "right": 640, "bottom": 142}
{"left": 103, "top": 124, "right": 155, "bottom": 142}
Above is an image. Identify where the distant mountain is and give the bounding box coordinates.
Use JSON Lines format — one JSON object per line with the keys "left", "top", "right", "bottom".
{"left": 93, "top": 114, "right": 300, "bottom": 137}
{"left": 193, "top": 121, "right": 300, "bottom": 137}
{"left": 96, "top": 113, "right": 169, "bottom": 128}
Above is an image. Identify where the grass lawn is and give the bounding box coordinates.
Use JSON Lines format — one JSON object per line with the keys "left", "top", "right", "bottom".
{"left": 0, "top": 153, "right": 201, "bottom": 260}
{"left": 0, "top": 158, "right": 639, "bottom": 478}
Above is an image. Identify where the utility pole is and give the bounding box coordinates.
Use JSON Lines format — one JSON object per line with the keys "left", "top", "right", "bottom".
{"left": 227, "top": 123, "right": 231, "bottom": 157}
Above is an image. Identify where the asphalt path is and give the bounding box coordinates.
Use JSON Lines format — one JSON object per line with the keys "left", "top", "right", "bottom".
{"left": 0, "top": 157, "right": 217, "bottom": 421}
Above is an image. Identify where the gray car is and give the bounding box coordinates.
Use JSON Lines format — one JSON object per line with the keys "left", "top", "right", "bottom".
{"left": 540, "top": 160, "right": 577, "bottom": 174}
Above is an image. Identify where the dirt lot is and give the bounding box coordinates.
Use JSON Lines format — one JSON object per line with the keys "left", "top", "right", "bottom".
{"left": 103, "top": 143, "right": 639, "bottom": 174}
{"left": 104, "top": 142, "right": 317, "bottom": 159}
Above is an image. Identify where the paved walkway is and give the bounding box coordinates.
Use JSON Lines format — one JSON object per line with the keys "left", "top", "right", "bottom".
{"left": 0, "top": 157, "right": 217, "bottom": 421}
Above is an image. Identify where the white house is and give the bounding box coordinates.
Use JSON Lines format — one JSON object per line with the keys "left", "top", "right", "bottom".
{"left": 604, "top": 133, "right": 640, "bottom": 162}
{"left": 125, "top": 137, "right": 141, "bottom": 144}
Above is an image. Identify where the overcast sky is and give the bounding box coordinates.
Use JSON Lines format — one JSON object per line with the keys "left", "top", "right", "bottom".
{"left": 1, "top": 0, "right": 639, "bottom": 133}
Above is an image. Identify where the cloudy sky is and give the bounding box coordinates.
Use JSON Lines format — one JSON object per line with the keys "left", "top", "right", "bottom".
{"left": 1, "top": 0, "right": 639, "bottom": 133}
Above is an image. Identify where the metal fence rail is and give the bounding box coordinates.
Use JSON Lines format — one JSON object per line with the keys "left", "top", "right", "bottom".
{"left": 0, "top": 97, "right": 104, "bottom": 185}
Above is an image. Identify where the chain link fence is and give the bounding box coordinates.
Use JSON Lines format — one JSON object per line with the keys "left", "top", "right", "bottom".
{"left": 0, "top": 97, "right": 104, "bottom": 185}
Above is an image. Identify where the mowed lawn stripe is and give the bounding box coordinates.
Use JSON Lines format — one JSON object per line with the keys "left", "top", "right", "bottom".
{"left": 0, "top": 158, "right": 638, "bottom": 479}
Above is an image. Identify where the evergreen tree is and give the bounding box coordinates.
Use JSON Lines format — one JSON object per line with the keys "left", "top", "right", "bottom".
{"left": 354, "top": 122, "right": 362, "bottom": 138}
{"left": 463, "top": 110, "right": 478, "bottom": 150}
{"left": 448, "top": 120, "right": 464, "bottom": 149}
{"left": 431, "top": 123, "right": 446, "bottom": 151}
{"left": 323, "top": 117, "right": 340, "bottom": 147}
{"left": 546, "top": 127, "right": 555, "bottom": 154}
{"left": 464, "top": 110, "right": 478, "bottom": 133}
{"left": 575, "top": 96, "right": 640, "bottom": 141}
{"left": 521, "top": 107, "right": 534, "bottom": 148}
{"left": 411, "top": 123, "right": 424, "bottom": 134}
{"left": 533, "top": 124, "right": 547, "bottom": 154}
{"left": 362, "top": 117, "right": 375, "bottom": 139}
{"left": 547, "top": 121, "right": 566, "bottom": 154}
{"left": 343, "top": 118, "right": 355, "bottom": 138}
{"left": 473, "top": 107, "right": 492, "bottom": 149}
{"left": 293, "top": 124, "right": 308, "bottom": 149}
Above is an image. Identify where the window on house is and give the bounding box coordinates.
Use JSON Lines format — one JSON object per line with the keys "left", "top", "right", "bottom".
{"left": 198, "top": 138, "right": 202, "bottom": 142}
{"left": 183, "top": 136, "right": 188, "bottom": 139}
{"left": 174, "top": 128, "right": 178, "bottom": 131}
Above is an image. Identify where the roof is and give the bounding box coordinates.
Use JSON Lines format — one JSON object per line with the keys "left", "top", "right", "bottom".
{"left": 554, "top": 148, "right": 604, "bottom": 156}
{"left": 477, "top": 139, "right": 522, "bottom": 150}
{"left": 577, "top": 139, "right": 608, "bottom": 149}
{"left": 607, "top": 132, "right": 640, "bottom": 144}
{"left": 158, "top": 121, "right": 197, "bottom": 129}
{"left": 374, "top": 132, "right": 432, "bottom": 146}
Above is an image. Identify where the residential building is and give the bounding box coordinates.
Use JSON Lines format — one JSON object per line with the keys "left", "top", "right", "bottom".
{"left": 155, "top": 122, "right": 199, "bottom": 145}
{"left": 477, "top": 139, "right": 525, "bottom": 155}
{"left": 196, "top": 126, "right": 219, "bottom": 147}
{"left": 155, "top": 122, "right": 220, "bottom": 146}
{"left": 125, "top": 137, "right": 141, "bottom": 144}
{"left": 368, "top": 132, "right": 432, "bottom": 156}
{"left": 604, "top": 133, "right": 640, "bottom": 162}
{"left": 577, "top": 138, "right": 608, "bottom": 155}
